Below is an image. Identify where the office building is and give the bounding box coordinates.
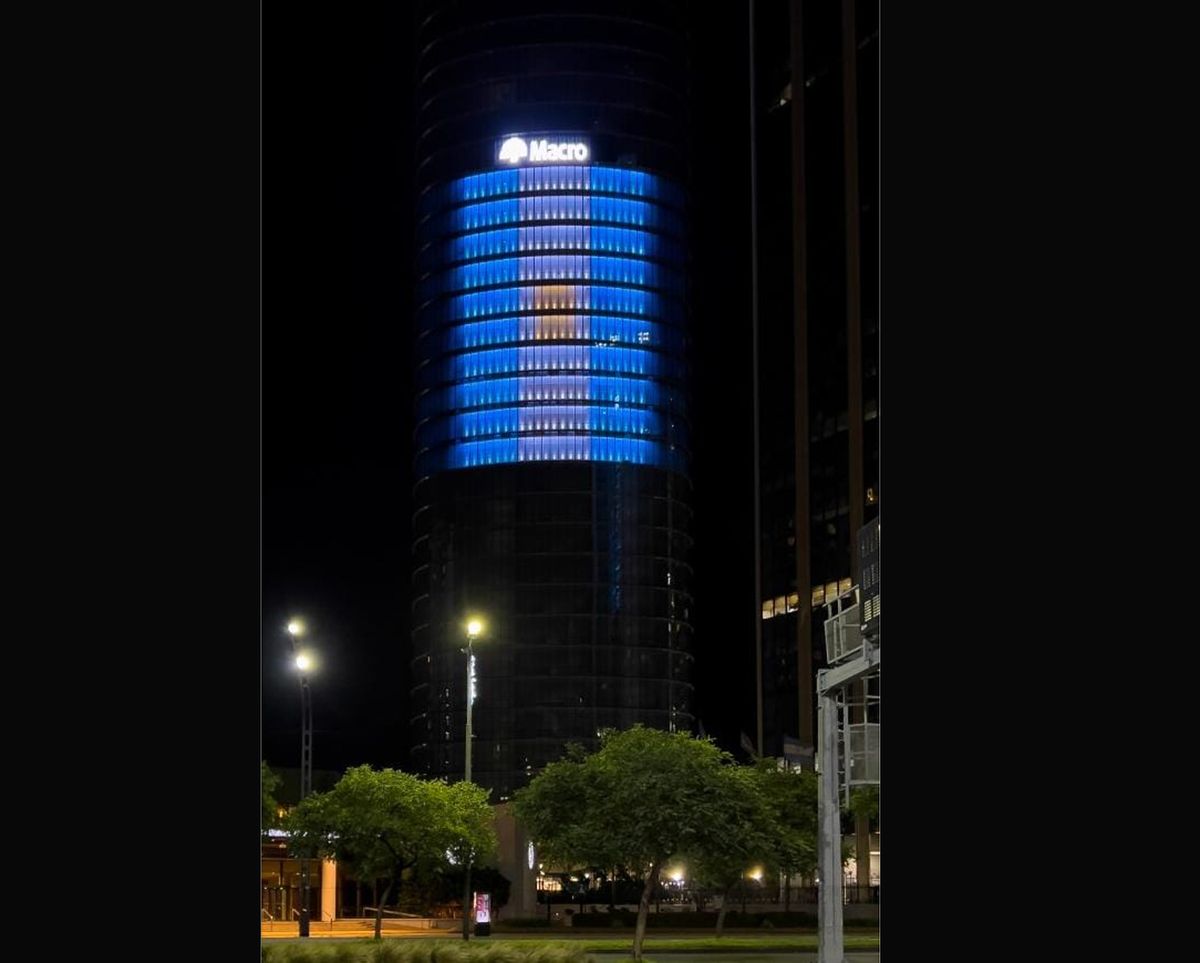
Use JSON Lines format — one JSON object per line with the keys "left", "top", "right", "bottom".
{"left": 410, "top": 0, "right": 695, "bottom": 801}
{"left": 751, "top": 0, "right": 879, "bottom": 761}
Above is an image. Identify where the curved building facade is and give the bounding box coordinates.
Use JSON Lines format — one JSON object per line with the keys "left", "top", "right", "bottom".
{"left": 411, "top": 0, "right": 694, "bottom": 800}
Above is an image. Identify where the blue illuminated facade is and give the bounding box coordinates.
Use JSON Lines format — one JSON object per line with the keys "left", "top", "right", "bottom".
{"left": 411, "top": 0, "right": 694, "bottom": 802}
{"left": 415, "top": 164, "right": 688, "bottom": 477}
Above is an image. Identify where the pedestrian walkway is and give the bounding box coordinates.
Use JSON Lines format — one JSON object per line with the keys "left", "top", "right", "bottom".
{"left": 262, "top": 920, "right": 459, "bottom": 939}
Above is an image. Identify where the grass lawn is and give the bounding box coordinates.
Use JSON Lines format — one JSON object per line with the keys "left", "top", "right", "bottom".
{"left": 262, "top": 934, "right": 880, "bottom": 962}
{"left": 570, "top": 937, "right": 878, "bottom": 952}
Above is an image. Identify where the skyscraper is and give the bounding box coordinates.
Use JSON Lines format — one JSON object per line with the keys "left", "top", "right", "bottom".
{"left": 410, "top": 0, "right": 694, "bottom": 801}
{"left": 751, "top": 0, "right": 879, "bottom": 761}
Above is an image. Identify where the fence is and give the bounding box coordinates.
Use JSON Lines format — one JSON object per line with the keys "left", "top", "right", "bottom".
{"left": 537, "top": 883, "right": 880, "bottom": 908}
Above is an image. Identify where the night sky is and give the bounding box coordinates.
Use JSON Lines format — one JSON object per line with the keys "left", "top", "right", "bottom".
{"left": 262, "top": 5, "right": 757, "bottom": 779}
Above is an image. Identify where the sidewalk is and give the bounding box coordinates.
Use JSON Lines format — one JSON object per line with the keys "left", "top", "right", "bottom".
{"left": 261, "top": 928, "right": 881, "bottom": 947}
{"left": 262, "top": 922, "right": 460, "bottom": 939}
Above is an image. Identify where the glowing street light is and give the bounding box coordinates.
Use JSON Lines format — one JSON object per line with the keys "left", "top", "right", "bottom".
{"left": 742, "top": 866, "right": 764, "bottom": 913}
{"left": 461, "top": 615, "right": 486, "bottom": 941}
{"left": 286, "top": 617, "right": 316, "bottom": 938}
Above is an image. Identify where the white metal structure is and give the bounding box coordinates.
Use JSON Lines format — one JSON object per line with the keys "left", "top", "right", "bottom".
{"left": 816, "top": 586, "right": 880, "bottom": 963}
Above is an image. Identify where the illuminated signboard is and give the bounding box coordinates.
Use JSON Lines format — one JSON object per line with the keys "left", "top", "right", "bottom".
{"left": 498, "top": 135, "right": 589, "bottom": 165}
{"left": 474, "top": 892, "right": 491, "bottom": 924}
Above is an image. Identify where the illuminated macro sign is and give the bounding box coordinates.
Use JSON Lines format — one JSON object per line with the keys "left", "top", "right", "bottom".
{"left": 498, "top": 135, "right": 589, "bottom": 165}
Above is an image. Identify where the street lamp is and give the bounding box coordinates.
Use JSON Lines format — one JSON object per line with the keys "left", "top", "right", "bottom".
{"left": 742, "top": 867, "right": 763, "bottom": 913}
{"left": 287, "top": 619, "right": 314, "bottom": 939}
{"left": 464, "top": 618, "right": 482, "bottom": 783}
{"left": 461, "top": 616, "right": 484, "bottom": 940}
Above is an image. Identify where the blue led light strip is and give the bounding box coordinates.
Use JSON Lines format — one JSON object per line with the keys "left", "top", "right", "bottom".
{"left": 453, "top": 405, "right": 662, "bottom": 439}
{"left": 445, "top": 315, "right": 676, "bottom": 351}
{"left": 451, "top": 345, "right": 658, "bottom": 380}
{"left": 439, "top": 226, "right": 677, "bottom": 263}
{"left": 448, "top": 285, "right": 663, "bottom": 321}
{"left": 445, "top": 255, "right": 669, "bottom": 291}
{"left": 446, "top": 196, "right": 682, "bottom": 236}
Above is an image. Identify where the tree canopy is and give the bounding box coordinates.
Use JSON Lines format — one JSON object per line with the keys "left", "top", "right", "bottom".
{"left": 286, "top": 765, "right": 495, "bottom": 939}
{"left": 684, "top": 763, "right": 777, "bottom": 934}
{"left": 756, "top": 759, "right": 818, "bottom": 879}
{"left": 754, "top": 759, "right": 817, "bottom": 911}
{"left": 847, "top": 785, "right": 879, "bottom": 822}
{"left": 512, "top": 726, "right": 765, "bottom": 960}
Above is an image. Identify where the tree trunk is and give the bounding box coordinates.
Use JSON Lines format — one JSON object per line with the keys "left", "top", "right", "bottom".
{"left": 716, "top": 883, "right": 735, "bottom": 936}
{"left": 375, "top": 879, "right": 394, "bottom": 941}
{"left": 610, "top": 872, "right": 617, "bottom": 910}
{"left": 355, "top": 880, "right": 362, "bottom": 918}
{"left": 632, "top": 859, "right": 661, "bottom": 962}
{"left": 784, "top": 871, "right": 791, "bottom": 911}
{"left": 461, "top": 861, "right": 473, "bottom": 941}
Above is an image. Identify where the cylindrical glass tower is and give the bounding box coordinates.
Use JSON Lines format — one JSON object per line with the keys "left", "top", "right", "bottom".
{"left": 411, "top": 0, "right": 693, "bottom": 801}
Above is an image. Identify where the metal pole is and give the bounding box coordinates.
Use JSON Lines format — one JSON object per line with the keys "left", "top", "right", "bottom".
{"left": 298, "top": 675, "right": 311, "bottom": 938}
{"left": 462, "top": 636, "right": 475, "bottom": 940}
{"left": 299, "top": 677, "right": 313, "bottom": 798}
{"left": 817, "top": 684, "right": 843, "bottom": 963}
{"left": 289, "top": 629, "right": 312, "bottom": 940}
{"left": 465, "top": 639, "right": 473, "bottom": 783}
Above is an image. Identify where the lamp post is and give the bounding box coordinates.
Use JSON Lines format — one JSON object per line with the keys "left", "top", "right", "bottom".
{"left": 464, "top": 618, "right": 481, "bottom": 782}
{"left": 461, "top": 617, "right": 483, "bottom": 940}
{"left": 287, "top": 620, "right": 313, "bottom": 939}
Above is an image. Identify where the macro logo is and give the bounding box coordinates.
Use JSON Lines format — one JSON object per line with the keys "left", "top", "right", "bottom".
{"left": 497, "top": 135, "right": 589, "bottom": 165}
{"left": 498, "top": 136, "right": 529, "bottom": 164}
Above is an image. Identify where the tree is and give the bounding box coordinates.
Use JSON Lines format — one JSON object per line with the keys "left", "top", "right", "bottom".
{"left": 684, "top": 762, "right": 817, "bottom": 934}
{"left": 442, "top": 779, "right": 496, "bottom": 940}
{"left": 685, "top": 764, "right": 777, "bottom": 936}
{"left": 845, "top": 786, "right": 878, "bottom": 898}
{"left": 847, "top": 785, "right": 879, "bottom": 822}
{"left": 755, "top": 760, "right": 818, "bottom": 911}
{"left": 413, "top": 864, "right": 511, "bottom": 916}
{"left": 261, "top": 761, "right": 282, "bottom": 831}
{"left": 285, "top": 765, "right": 496, "bottom": 939}
{"left": 513, "top": 726, "right": 763, "bottom": 961}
